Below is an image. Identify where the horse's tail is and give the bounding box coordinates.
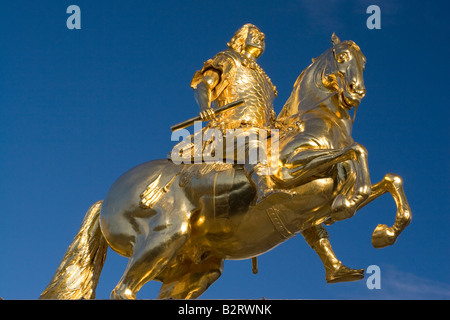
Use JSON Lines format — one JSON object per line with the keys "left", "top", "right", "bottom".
{"left": 39, "top": 200, "right": 108, "bottom": 299}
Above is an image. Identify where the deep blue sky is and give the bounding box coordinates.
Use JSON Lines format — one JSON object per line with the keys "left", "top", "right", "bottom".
{"left": 1, "top": 0, "right": 449, "bottom": 299}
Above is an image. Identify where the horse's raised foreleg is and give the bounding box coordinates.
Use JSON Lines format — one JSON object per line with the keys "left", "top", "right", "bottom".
{"left": 330, "top": 143, "right": 371, "bottom": 221}
{"left": 283, "top": 143, "right": 371, "bottom": 219}
{"left": 285, "top": 147, "right": 355, "bottom": 180}
{"left": 327, "top": 173, "right": 412, "bottom": 247}
{"left": 355, "top": 173, "right": 412, "bottom": 248}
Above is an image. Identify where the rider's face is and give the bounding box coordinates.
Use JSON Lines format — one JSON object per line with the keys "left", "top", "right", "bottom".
{"left": 244, "top": 27, "right": 265, "bottom": 59}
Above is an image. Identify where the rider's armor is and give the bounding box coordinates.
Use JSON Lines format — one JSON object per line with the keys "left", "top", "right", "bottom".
{"left": 191, "top": 49, "right": 277, "bottom": 130}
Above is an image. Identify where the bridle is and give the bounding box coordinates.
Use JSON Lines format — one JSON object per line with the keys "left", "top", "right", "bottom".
{"left": 332, "top": 43, "right": 359, "bottom": 123}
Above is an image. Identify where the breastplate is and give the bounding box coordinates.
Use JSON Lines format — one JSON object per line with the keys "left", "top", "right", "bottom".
{"left": 214, "top": 57, "right": 276, "bottom": 129}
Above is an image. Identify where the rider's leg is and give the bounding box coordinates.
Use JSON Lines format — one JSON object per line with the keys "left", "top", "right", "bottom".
{"left": 241, "top": 133, "right": 291, "bottom": 204}
{"left": 244, "top": 162, "right": 293, "bottom": 205}
{"left": 301, "top": 224, "right": 364, "bottom": 283}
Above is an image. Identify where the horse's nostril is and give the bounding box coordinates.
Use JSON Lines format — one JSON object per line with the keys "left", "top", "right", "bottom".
{"left": 348, "top": 82, "right": 356, "bottom": 94}
{"left": 349, "top": 82, "right": 365, "bottom": 96}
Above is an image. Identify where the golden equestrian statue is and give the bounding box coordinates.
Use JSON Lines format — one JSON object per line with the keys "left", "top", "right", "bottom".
{"left": 39, "top": 25, "right": 411, "bottom": 299}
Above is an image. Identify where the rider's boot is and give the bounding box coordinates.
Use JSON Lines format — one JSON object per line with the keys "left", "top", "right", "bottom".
{"left": 245, "top": 163, "right": 292, "bottom": 206}
{"left": 302, "top": 225, "right": 364, "bottom": 283}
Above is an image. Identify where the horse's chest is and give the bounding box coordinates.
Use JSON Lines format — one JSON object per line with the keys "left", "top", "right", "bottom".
{"left": 330, "top": 125, "right": 353, "bottom": 148}
{"left": 302, "top": 113, "right": 353, "bottom": 148}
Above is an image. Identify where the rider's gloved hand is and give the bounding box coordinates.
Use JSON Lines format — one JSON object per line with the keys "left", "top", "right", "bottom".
{"left": 200, "top": 108, "right": 215, "bottom": 121}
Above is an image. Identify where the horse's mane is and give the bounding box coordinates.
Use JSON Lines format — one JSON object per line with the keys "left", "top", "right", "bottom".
{"left": 277, "top": 46, "right": 334, "bottom": 122}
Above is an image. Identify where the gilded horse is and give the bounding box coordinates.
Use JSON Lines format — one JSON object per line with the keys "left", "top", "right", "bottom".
{"left": 40, "top": 34, "right": 411, "bottom": 300}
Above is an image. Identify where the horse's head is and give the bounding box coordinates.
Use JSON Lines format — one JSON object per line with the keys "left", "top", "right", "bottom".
{"left": 323, "top": 33, "right": 366, "bottom": 110}
{"left": 278, "top": 34, "right": 367, "bottom": 125}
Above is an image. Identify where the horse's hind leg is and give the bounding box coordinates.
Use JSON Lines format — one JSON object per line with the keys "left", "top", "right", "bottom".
{"left": 111, "top": 216, "right": 191, "bottom": 299}
{"left": 158, "top": 255, "right": 224, "bottom": 299}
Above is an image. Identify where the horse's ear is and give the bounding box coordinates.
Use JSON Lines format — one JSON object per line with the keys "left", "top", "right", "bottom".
{"left": 331, "top": 33, "right": 341, "bottom": 45}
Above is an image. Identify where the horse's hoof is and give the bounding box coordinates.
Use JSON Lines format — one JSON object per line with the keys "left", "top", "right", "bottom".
{"left": 371, "top": 224, "right": 397, "bottom": 248}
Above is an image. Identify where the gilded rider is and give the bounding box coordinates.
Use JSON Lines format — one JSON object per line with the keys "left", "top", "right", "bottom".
{"left": 187, "top": 23, "right": 288, "bottom": 204}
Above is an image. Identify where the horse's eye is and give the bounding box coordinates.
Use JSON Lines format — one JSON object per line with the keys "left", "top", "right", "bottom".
{"left": 337, "top": 52, "right": 349, "bottom": 63}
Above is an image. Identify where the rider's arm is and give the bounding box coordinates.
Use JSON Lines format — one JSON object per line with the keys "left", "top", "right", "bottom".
{"left": 194, "top": 69, "right": 220, "bottom": 118}
{"left": 191, "top": 52, "right": 236, "bottom": 121}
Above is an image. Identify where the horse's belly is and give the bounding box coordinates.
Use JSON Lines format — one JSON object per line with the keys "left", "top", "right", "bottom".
{"left": 200, "top": 177, "right": 335, "bottom": 260}
{"left": 207, "top": 208, "right": 285, "bottom": 260}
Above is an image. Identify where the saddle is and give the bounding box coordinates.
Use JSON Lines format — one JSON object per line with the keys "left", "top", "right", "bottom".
{"left": 139, "top": 161, "right": 256, "bottom": 219}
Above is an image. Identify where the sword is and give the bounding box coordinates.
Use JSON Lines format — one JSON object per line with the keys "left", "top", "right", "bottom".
{"left": 170, "top": 99, "right": 245, "bottom": 132}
